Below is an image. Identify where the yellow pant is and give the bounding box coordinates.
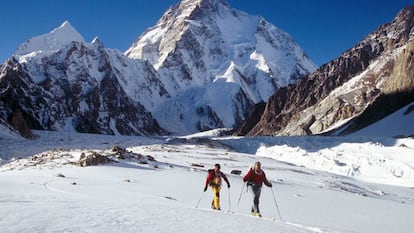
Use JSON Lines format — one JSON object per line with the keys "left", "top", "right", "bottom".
{"left": 211, "top": 185, "right": 221, "bottom": 209}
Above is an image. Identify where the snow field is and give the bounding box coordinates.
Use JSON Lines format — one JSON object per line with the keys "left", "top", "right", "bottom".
{"left": 1, "top": 130, "right": 414, "bottom": 233}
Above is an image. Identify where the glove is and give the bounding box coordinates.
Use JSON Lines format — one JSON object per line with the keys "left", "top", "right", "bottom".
{"left": 268, "top": 183, "right": 272, "bottom": 187}
{"left": 204, "top": 186, "right": 207, "bottom": 192}
{"left": 227, "top": 184, "right": 231, "bottom": 188}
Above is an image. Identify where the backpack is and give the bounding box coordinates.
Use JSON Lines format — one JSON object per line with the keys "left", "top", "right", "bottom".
{"left": 208, "top": 169, "right": 222, "bottom": 186}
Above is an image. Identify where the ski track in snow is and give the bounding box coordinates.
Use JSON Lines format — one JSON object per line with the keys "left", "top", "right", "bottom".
{"left": 194, "top": 207, "right": 335, "bottom": 233}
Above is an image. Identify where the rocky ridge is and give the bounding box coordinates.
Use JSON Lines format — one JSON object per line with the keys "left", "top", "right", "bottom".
{"left": 0, "top": 22, "right": 166, "bottom": 136}
{"left": 235, "top": 6, "right": 414, "bottom": 136}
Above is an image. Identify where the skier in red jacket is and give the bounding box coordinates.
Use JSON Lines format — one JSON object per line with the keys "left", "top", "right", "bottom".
{"left": 243, "top": 161, "right": 272, "bottom": 217}
{"left": 204, "top": 163, "right": 230, "bottom": 210}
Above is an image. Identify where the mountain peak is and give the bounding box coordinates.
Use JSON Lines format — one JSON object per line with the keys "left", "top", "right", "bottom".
{"left": 125, "top": 0, "right": 316, "bottom": 134}
{"left": 164, "top": 0, "right": 230, "bottom": 22}
{"left": 178, "top": 0, "right": 228, "bottom": 7}
{"left": 91, "top": 36, "right": 103, "bottom": 45}
{"left": 180, "top": 0, "right": 232, "bottom": 17}
{"left": 50, "top": 20, "right": 81, "bottom": 36}
{"left": 396, "top": 5, "right": 414, "bottom": 20}
{"left": 15, "top": 20, "right": 85, "bottom": 58}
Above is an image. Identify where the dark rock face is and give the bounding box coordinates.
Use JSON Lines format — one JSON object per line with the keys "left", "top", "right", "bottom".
{"left": 0, "top": 42, "right": 166, "bottom": 136}
{"left": 233, "top": 102, "right": 266, "bottom": 136}
{"left": 0, "top": 59, "right": 48, "bottom": 132}
{"left": 235, "top": 6, "right": 414, "bottom": 136}
{"left": 8, "top": 109, "right": 34, "bottom": 138}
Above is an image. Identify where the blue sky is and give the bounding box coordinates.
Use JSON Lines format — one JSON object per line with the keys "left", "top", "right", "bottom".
{"left": 0, "top": 0, "right": 412, "bottom": 66}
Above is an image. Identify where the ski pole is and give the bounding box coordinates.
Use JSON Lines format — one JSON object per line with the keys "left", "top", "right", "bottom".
{"left": 270, "top": 186, "right": 283, "bottom": 221}
{"left": 236, "top": 183, "right": 245, "bottom": 211}
{"left": 195, "top": 190, "right": 205, "bottom": 208}
{"left": 228, "top": 186, "right": 231, "bottom": 211}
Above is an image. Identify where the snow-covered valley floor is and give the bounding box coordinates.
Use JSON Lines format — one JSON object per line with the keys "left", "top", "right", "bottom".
{"left": 1, "top": 130, "right": 414, "bottom": 233}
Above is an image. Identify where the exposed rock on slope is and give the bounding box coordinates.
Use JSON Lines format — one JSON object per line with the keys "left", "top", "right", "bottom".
{"left": 0, "top": 22, "right": 166, "bottom": 136}
{"left": 236, "top": 6, "right": 414, "bottom": 136}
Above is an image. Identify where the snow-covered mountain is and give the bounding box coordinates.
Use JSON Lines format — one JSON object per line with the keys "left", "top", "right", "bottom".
{"left": 0, "top": 22, "right": 166, "bottom": 136}
{"left": 236, "top": 6, "right": 414, "bottom": 137}
{"left": 15, "top": 21, "right": 85, "bottom": 60}
{"left": 125, "top": 0, "right": 316, "bottom": 134}
{"left": 0, "top": 0, "right": 316, "bottom": 137}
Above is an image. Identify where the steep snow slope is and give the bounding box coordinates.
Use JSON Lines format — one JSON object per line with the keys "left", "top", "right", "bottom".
{"left": 15, "top": 21, "right": 85, "bottom": 62}
{"left": 351, "top": 102, "right": 414, "bottom": 137}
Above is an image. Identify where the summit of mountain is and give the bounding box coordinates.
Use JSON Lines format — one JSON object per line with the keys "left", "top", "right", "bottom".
{"left": 14, "top": 21, "right": 85, "bottom": 61}
{"left": 125, "top": 0, "right": 316, "bottom": 134}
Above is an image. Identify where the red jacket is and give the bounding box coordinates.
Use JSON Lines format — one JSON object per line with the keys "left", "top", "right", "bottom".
{"left": 205, "top": 170, "right": 230, "bottom": 187}
{"left": 243, "top": 169, "right": 271, "bottom": 187}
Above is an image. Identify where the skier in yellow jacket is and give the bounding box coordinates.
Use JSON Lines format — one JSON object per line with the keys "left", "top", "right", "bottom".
{"left": 204, "top": 163, "right": 230, "bottom": 210}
